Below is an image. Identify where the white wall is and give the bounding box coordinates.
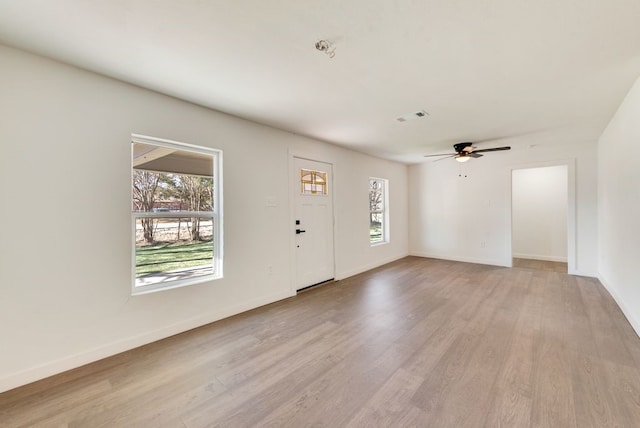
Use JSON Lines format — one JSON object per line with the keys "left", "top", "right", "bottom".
{"left": 0, "top": 45, "right": 408, "bottom": 392}
{"left": 512, "top": 165, "right": 568, "bottom": 262}
{"left": 408, "top": 142, "right": 597, "bottom": 276}
{"left": 598, "top": 76, "right": 640, "bottom": 337}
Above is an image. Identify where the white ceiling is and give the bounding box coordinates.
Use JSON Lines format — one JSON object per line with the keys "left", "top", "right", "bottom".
{"left": 1, "top": 0, "right": 640, "bottom": 163}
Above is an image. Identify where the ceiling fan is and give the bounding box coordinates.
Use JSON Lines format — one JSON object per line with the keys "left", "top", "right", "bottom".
{"left": 424, "top": 142, "right": 511, "bottom": 162}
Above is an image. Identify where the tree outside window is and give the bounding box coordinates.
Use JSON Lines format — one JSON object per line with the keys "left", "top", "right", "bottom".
{"left": 369, "top": 178, "right": 388, "bottom": 244}
{"left": 131, "top": 136, "right": 222, "bottom": 293}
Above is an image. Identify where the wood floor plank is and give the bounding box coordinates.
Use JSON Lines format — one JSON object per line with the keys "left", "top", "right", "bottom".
{"left": 560, "top": 276, "right": 601, "bottom": 358}
{"left": 1, "top": 379, "right": 112, "bottom": 428}
{"left": 494, "top": 270, "right": 538, "bottom": 397}
{"left": 530, "top": 271, "right": 578, "bottom": 428}
{"left": 228, "top": 272, "right": 465, "bottom": 427}
{"left": 483, "top": 386, "right": 533, "bottom": 428}
{"left": 600, "top": 360, "right": 640, "bottom": 424}
{"left": 1, "top": 257, "right": 640, "bottom": 427}
{"left": 180, "top": 321, "right": 345, "bottom": 427}
{"left": 345, "top": 368, "right": 426, "bottom": 426}
{"left": 577, "top": 276, "right": 637, "bottom": 368}
{"left": 569, "top": 352, "right": 620, "bottom": 428}
{"left": 425, "top": 307, "right": 519, "bottom": 427}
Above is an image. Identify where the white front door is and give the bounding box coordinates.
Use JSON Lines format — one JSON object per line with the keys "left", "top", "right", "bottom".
{"left": 294, "top": 157, "right": 335, "bottom": 290}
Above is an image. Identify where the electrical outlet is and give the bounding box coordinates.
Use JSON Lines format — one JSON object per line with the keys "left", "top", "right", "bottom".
{"left": 267, "top": 265, "right": 273, "bottom": 275}
{"left": 480, "top": 241, "right": 486, "bottom": 248}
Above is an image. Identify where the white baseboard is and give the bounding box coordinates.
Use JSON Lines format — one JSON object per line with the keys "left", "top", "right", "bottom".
{"left": 512, "top": 253, "right": 568, "bottom": 263}
{"left": 408, "top": 251, "right": 509, "bottom": 268}
{"left": 0, "top": 289, "right": 295, "bottom": 394}
{"left": 410, "top": 251, "right": 595, "bottom": 277}
{"left": 598, "top": 273, "right": 640, "bottom": 339}
{"left": 335, "top": 253, "right": 408, "bottom": 281}
{"left": 568, "top": 269, "right": 597, "bottom": 278}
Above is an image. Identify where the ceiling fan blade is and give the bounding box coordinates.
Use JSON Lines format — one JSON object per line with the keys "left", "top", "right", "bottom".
{"left": 468, "top": 153, "right": 483, "bottom": 158}
{"left": 471, "top": 146, "right": 511, "bottom": 154}
{"left": 423, "top": 152, "right": 457, "bottom": 158}
{"left": 433, "top": 154, "right": 457, "bottom": 162}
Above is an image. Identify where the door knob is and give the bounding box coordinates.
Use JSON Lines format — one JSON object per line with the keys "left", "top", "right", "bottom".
{"left": 296, "top": 229, "right": 306, "bottom": 234}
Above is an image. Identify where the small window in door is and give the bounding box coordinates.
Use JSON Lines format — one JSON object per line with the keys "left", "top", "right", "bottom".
{"left": 301, "top": 169, "right": 328, "bottom": 195}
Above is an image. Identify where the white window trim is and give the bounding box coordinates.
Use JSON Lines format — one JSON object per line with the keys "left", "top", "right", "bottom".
{"left": 130, "top": 134, "right": 223, "bottom": 295}
{"left": 369, "top": 177, "right": 389, "bottom": 246}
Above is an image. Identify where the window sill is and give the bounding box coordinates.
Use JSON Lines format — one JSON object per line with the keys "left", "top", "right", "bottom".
{"left": 131, "top": 273, "right": 222, "bottom": 296}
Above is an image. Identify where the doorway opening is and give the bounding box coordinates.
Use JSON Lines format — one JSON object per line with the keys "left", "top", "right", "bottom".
{"left": 511, "top": 165, "right": 568, "bottom": 273}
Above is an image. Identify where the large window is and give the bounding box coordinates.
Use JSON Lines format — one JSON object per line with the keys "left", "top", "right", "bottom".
{"left": 369, "top": 178, "right": 388, "bottom": 244}
{"left": 131, "top": 135, "right": 222, "bottom": 294}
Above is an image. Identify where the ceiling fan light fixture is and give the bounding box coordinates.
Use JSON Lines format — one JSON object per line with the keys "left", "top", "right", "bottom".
{"left": 455, "top": 154, "right": 471, "bottom": 162}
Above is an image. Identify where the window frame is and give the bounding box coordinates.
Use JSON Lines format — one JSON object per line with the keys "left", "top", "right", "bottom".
{"left": 369, "top": 177, "right": 389, "bottom": 245}
{"left": 130, "top": 134, "right": 223, "bottom": 295}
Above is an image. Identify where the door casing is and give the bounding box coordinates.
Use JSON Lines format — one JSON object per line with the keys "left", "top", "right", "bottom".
{"left": 289, "top": 154, "right": 336, "bottom": 292}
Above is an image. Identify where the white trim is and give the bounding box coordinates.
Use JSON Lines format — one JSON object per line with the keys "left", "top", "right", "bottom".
{"left": 130, "top": 134, "right": 223, "bottom": 295}
{"left": 572, "top": 270, "right": 597, "bottom": 278}
{"left": 506, "top": 159, "right": 576, "bottom": 273}
{"left": 132, "top": 133, "right": 220, "bottom": 155}
{"left": 287, "top": 150, "right": 296, "bottom": 295}
{"left": 217, "top": 149, "right": 225, "bottom": 281}
{"left": 0, "top": 289, "right": 294, "bottom": 394}
{"left": 598, "top": 274, "right": 640, "bottom": 338}
{"left": 409, "top": 252, "right": 597, "bottom": 276}
{"left": 133, "top": 211, "right": 214, "bottom": 218}
{"left": 131, "top": 271, "right": 220, "bottom": 295}
{"left": 335, "top": 253, "right": 408, "bottom": 280}
{"left": 289, "top": 153, "right": 337, "bottom": 292}
{"left": 370, "top": 241, "right": 390, "bottom": 248}
{"left": 408, "top": 251, "right": 509, "bottom": 267}
{"left": 512, "top": 253, "right": 568, "bottom": 263}
{"left": 369, "top": 177, "right": 389, "bottom": 245}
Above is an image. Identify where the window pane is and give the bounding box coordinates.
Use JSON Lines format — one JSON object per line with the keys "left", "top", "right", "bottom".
{"left": 131, "top": 136, "right": 222, "bottom": 293}
{"left": 301, "top": 168, "right": 328, "bottom": 195}
{"left": 132, "top": 142, "right": 214, "bottom": 213}
{"left": 369, "top": 179, "right": 383, "bottom": 211}
{"left": 132, "top": 171, "right": 214, "bottom": 213}
{"left": 370, "top": 213, "right": 384, "bottom": 243}
{"left": 135, "top": 216, "right": 214, "bottom": 286}
{"left": 369, "top": 178, "right": 387, "bottom": 244}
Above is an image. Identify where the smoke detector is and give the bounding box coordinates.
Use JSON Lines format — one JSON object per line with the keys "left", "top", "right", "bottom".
{"left": 315, "top": 40, "right": 336, "bottom": 58}
{"left": 396, "top": 110, "right": 429, "bottom": 122}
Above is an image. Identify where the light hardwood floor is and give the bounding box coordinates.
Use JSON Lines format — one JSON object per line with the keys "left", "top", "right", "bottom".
{"left": 513, "top": 257, "right": 568, "bottom": 273}
{"left": 2, "top": 257, "right": 640, "bottom": 427}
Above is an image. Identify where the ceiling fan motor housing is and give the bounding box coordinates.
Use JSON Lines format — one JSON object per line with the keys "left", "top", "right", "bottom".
{"left": 454, "top": 142, "right": 474, "bottom": 153}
